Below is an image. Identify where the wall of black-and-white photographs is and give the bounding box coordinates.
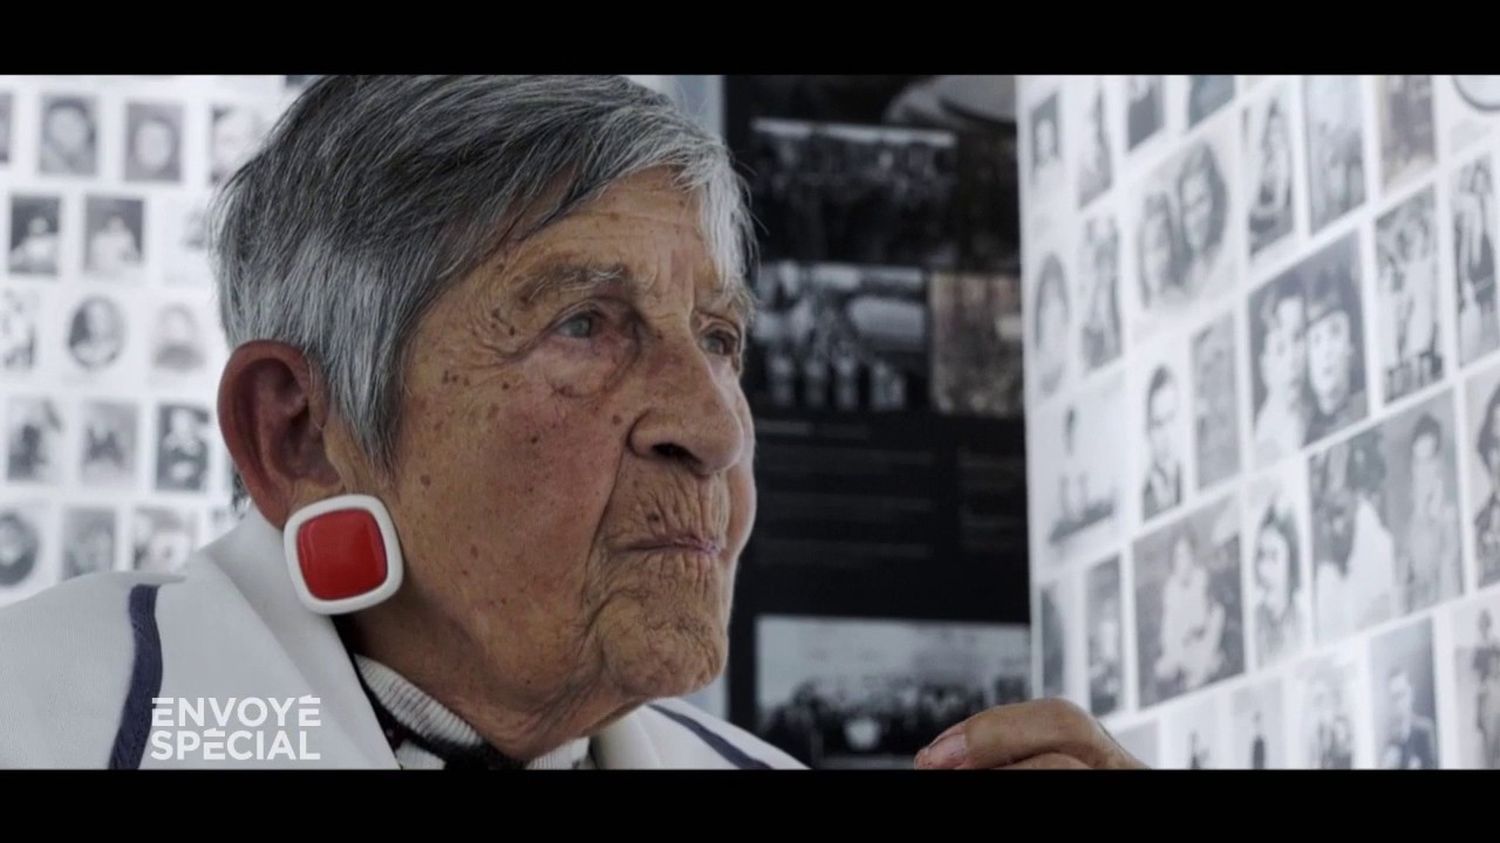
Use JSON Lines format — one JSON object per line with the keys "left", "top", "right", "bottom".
{"left": 1021, "top": 74, "right": 1500, "bottom": 768}
{"left": 0, "top": 75, "right": 305, "bottom": 609}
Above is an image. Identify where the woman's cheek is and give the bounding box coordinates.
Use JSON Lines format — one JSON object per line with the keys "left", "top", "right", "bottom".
{"left": 535, "top": 332, "right": 638, "bottom": 398}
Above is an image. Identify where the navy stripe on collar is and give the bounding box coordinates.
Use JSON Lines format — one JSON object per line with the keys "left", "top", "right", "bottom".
{"left": 109, "top": 584, "right": 164, "bottom": 770}
{"left": 648, "top": 704, "right": 772, "bottom": 770}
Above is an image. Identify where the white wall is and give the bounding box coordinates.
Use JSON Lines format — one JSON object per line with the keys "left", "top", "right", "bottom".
{"left": 1020, "top": 75, "right": 1500, "bottom": 768}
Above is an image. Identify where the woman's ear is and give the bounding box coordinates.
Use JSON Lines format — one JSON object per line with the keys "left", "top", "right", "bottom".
{"left": 218, "top": 340, "right": 344, "bottom": 528}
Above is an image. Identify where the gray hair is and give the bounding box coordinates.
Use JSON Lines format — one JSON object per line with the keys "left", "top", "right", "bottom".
{"left": 210, "top": 75, "right": 754, "bottom": 479}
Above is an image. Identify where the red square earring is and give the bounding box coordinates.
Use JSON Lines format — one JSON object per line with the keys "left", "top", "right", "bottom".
{"left": 282, "top": 494, "right": 404, "bottom": 614}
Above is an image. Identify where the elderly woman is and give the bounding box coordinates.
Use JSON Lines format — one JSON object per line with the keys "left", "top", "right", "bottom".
{"left": 0, "top": 76, "right": 1137, "bottom": 770}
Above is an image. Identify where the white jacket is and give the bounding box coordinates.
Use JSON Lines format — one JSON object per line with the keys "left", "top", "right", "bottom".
{"left": 0, "top": 507, "right": 805, "bottom": 770}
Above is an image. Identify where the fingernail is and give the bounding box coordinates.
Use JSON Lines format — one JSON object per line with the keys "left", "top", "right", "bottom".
{"left": 916, "top": 732, "right": 967, "bottom": 769}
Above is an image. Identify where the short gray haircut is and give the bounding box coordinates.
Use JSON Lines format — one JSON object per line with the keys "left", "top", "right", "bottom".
{"left": 210, "top": 75, "right": 754, "bottom": 476}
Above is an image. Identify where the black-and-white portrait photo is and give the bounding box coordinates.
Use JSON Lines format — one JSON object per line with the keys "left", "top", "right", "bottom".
{"left": 747, "top": 119, "right": 957, "bottom": 267}
{"left": 0, "top": 288, "right": 38, "bottom": 374}
{"left": 1381, "top": 392, "right": 1462, "bottom": 615}
{"left": 0, "top": 504, "right": 44, "bottom": 592}
{"left": 211, "top": 104, "right": 270, "bottom": 186}
{"left": 1085, "top": 555, "right": 1123, "bottom": 717}
{"left": 156, "top": 404, "right": 211, "bottom": 492}
{"left": 1466, "top": 363, "right": 1500, "bottom": 589}
{"left": 78, "top": 401, "right": 138, "bottom": 488}
{"left": 1251, "top": 233, "right": 1368, "bottom": 463}
{"left": 5, "top": 396, "right": 63, "bottom": 485}
{"left": 1113, "top": 721, "right": 1159, "bottom": 768}
{"left": 1377, "top": 75, "right": 1436, "bottom": 193}
{"left": 1028, "top": 92, "right": 1063, "bottom": 199}
{"left": 1244, "top": 82, "right": 1297, "bottom": 261}
{"left": 1132, "top": 124, "right": 1235, "bottom": 339}
{"left": 67, "top": 295, "right": 127, "bottom": 372}
{"left": 1454, "top": 155, "right": 1500, "bottom": 365}
{"left": 1452, "top": 593, "right": 1500, "bottom": 768}
{"left": 1370, "top": 618, "right": 1439, "bottom": 769}
{"left": 1139, "top": 357, "right": 1189, "bottom": 522}
{"left": 755, "top": 616, "right": 1029, "bottom": 769}
{"left": 1247, "top": 463, "right": 1312, "bottom": 670}
{"left": 1310, "top": 429, "right": 1396, "bottom": 644}
{"left": 1303, "top": 234, "right": 1369, "bottom": 444}
{"left": 1304, "top": 76, "right": 1367, "bottom": 233}
{"left": 38, "top": 94, "right": 97, "bottom": 176}
{"left": 1132, "top": 495, "right": 1245, "bottom": 708}
{"left": 61, "top": 507, "right": 115, "bottom": 581}
{"left": 132, "top": 507, "right": 196, "bottom": 573}
{"left": 1193, "top": 314, "right": 1240, "bottom": 490}
{"left": 1231, "top": 678, "right": 1286, "bottom": 769}
{"left": 1187, "top": 75, "right": 1235, "bottom": 127}
{"left": 1293, "top": 653, "right": 1363, "bottom": 769}
{"left": 1075, "top": 78, "right": 1111, "bottom": 209}
{"left": 1033, "top": 374, "right": 1123, "bottom": 565}
{"left": 1078, "top": 213, "right": 1121, "bottom": 372}
{"left": 151, "top": 302, "right": 208, "bottom": 376}
{"left": 748, "top": 262, "right": 927, "bottom": 413}
{"left": 1031, "top": 252, "right": 1069, "bottom": 400}
{"left": 929, "top": 272, "right": 1022, "bottom": 418}
{"left": 84, "top": 196, "right": 145, "bottom": 281}
{"left": 1126, "top": 75, "right": 1164, "bottom": 151}
{"left": 124, "top": 101, "right": 183, "bottom": 183}
{"left": 1248, "top": 268, "right": 1310, "bottom": 465}
{"left": 8, "top": 194, "right": 61, "bottom": 277}
{"left": 0, "top": 91, "right": 11, "bottom": 166}
{"left": 1375, "top": 187, "right": 1444, "bottom": 403}
{"left": 1169, "top": 697, "right": 1223, "bottom": 770}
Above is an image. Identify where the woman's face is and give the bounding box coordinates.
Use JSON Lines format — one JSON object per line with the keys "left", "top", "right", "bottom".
{"left": 133, "top": 118, "right": 176, "bottom": 173}
{"left": 1256, "top": 523, "right": 1292, "bottom": 611}
{"left": 1261, "top": 296, "right": 1308, "bottom": 401}
{"left": 1171, "top": 536, "right": 1195, "bottom": 579}
{"left": 83, "top": 300, "right": 117, "bottom": 339}
{"left": 45, "top": 105, "right": 90, "bottom": 153}
{"left": 337, "top": 168, "right": 757, "bottom": 714}
{"left": 1308, "top": 310, "right": 1353, "bottom": 411}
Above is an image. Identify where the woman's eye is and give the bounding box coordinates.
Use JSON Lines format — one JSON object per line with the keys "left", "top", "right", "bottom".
{"left": 702, "top": 329, "right": 740, "bottom": 358}
{"left": 557, "top": 312, "right": 597, "bottom": 339}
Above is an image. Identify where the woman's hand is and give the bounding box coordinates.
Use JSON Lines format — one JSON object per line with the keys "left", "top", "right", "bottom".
{"left": 913, "top": 698, "right": 1149, "bottom": 770}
